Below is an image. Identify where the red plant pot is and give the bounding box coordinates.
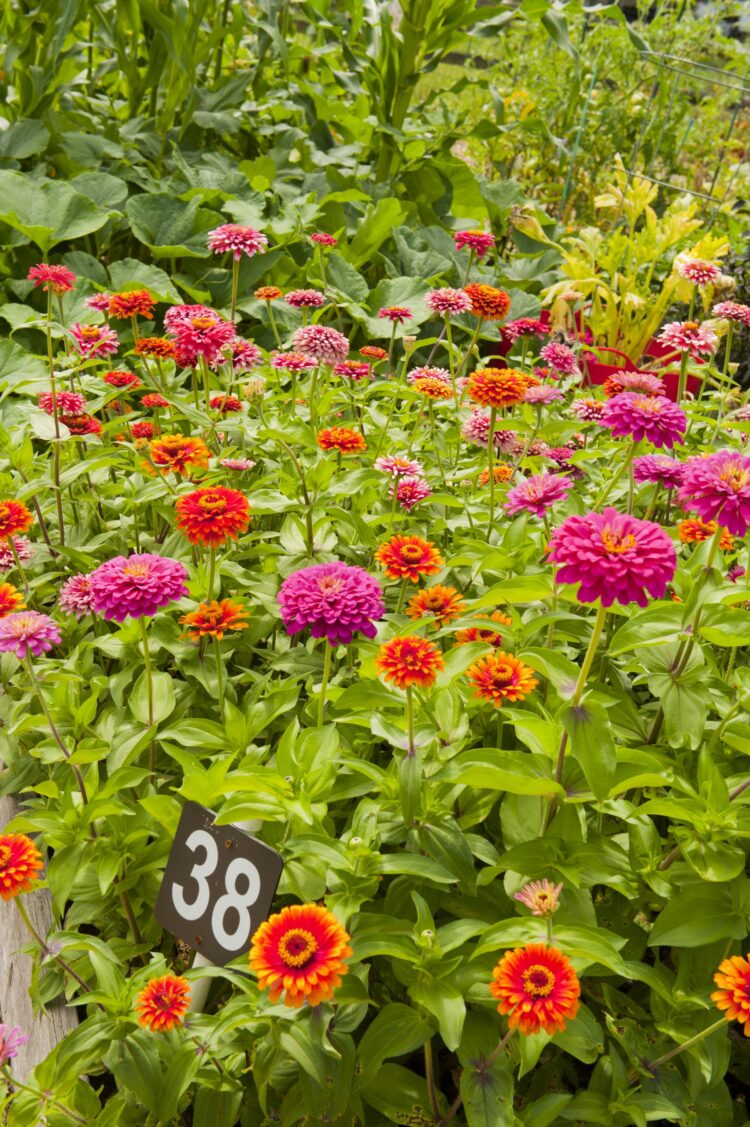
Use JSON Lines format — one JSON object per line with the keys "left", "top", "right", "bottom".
{"left": 582, "top": 343, "right": 701, "bottom": 402}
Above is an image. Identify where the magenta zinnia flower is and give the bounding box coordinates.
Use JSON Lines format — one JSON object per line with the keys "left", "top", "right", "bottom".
{"left": 89, "top": 554, "right": 189, "bottom": 621}
{"left": 462, "top": 410, "right": 505, "bottom": 449}
{"left": 70, "top": 323, "right": 119, "bottom": 359}
{"left": 230, "top": 339, "right": 262, "bottom": 371}
{"left": 285, "top": 289, "right": 326, "bottom": 309}
{"left": 27, "top": 264, "right": 75, "bottom": 294}
{"left": 426, "top": 288, "right": 472, "bottom": 315}
{"left": 601, "top": 393, "right": 687, "bottom": 449}
{"left": 207, "top": 224, "right": 267, "bottom": 260}
{"left": 503, "top": 318, "right": 549, "bottom": 343}
{"left": 0, "top": 1025, "right": 28, "bottom": 1065}
{"left": 0, "top": 612, "right": 61, "bottom": 658}
{"left": 58, "top": 574, "right": 95, "bottom": 618}
{"left": 169, "top": 311, "right": 235, "bottom": 368}
{"left": 540, "top": 342, "right": 579, "bottom": 376}
{"left": 270, "top": 351, "right": 317, "bottom": 371}
{"left": 392, "top": 476, "right": 431, "bottom": 512}
{"left": 675, "top": 256, "right": 721, "bottom": 287}
{"left": 278, "top": 562, "right": 384, "bottom": 645}
{"left": 0, "top": 538, "right": 33, "bottom": 573}
{"left": 310, "top": 232, "right": 337, "bottom": 247}
{"left": 633, "top": 455, "right": 684, "bottom": 490}
{"left": 377, "top": 307, "right": 412, "bottom": 323}
{"left": 548, "top": 508, "right": 676, "bottom": 607}
{"left": 163, "top": 303, "right": 216, "bottom": 332}
{"left": 713, "top": 301, "right": 750, "bottom": 327}
{"left": 505, "top": 473, "right": 573, "bottom": 517}
{"left": 38, "top": 391, "right": 86, "bottom": 416}
{"left": 657, "top": 320, "right": 718, "bottom": 359}
{"left": 292, "top": 325, "right": 349, "bottom": 364}
{"left": 678, "top": 451, "right": 750, "bottom": 536}
{"left": 454, "top": 230, "right": 494, "bottom": 258}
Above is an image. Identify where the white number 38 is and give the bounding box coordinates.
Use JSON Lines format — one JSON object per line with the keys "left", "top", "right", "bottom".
{"left": 171, "top": 829, "right": 261, "bottom": 951}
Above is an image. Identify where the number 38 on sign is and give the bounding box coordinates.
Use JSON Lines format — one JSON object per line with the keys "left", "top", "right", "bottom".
{"left": 155, "top": 802, "right": 283, "bottom": 966}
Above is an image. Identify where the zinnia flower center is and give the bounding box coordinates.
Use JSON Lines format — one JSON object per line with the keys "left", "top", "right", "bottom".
{"left": 198, "top": 495, "right": 227, "bottom": 513}
{"left": 601, "top": 527, "right": 636, "bottom": 555}
{"left": 191, "top": 317, "right": 217, "bottom": 330}
{"left": 278, "top": 928, "right": 318, "bottom": 968}
{"left": 0, "top": 845, "right": 10, "bottom": 868}
{"left": 522, "top": 965, "right": 556, "bottom": 997}
{"left": 489, "top": 664, "right": 513, "bottom": 685}
{"left": 400, "top": 546, "right": 423, "bottom": 561}
{"left": 318, "top": 576, "right": 344, "bottom": 594}
{"left": 634, "top": 397, "right": 660, "bottom": 413}
{"left": 123, "top": 562, "right": 150, "bottom": 578}
{"left": 722, "top": 466, "right": 749, "bottom": 491}
{"left": 81, "top": 326, "right": 100, "bottom": 339}
{"left": 684, "top": 321, "right": 699, "bottom": 331}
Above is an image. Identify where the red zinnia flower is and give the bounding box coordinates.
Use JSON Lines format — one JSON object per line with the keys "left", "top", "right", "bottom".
{"left": 142, "top": 393, "right": 169, "bottom": 409}
{"left": 360, "top": 346, "right": 388, "bottom": 361}
{"left": 0, "top": 500, "right": 33, "bottom": 541}
{"left": 392, "top": 476, "right": 431, "bottom": 512}
{"left": 455, "top": 610, "right": 512, "bottom": 648}
{"left": 0, "top": 583, "right": 25, "bottom": 618}
{"left": 407, "top": 584, "right": 466, "bottom": 625}
{"left": 180, "top": 599, "right": 249, "bottom": 640}
{"left": 467, "top": 651, "right": 538, "bottom": 706}
{"left": 310, "top": 232, "right": 337, "bottom": 247}
{"left": 27, "top": 264, "right": 76, "bottom": 294}
{"left": 131, "top": 421, "right": 154, "bottom": 440}
{"left": 712, "top": 954, "right": 750, "bottom": 1036}
{"left": 175, "top": 486, "right": 250, "bottom": 547}
{"left": 38, "top": 391, "right": 86, "bottom": 416}
{"left": 378, "top": 307, "right": 412, "bottom": 323}
{"left": 317, "top": 428, "right": 367, "bottom": 455}
{"left": 108, "top": 290, "right": 155, "bottom": 320}
{"left": 208, "top": 224, "right": 267, "bottom": 260}
{"left": 0, "top": 833, "right": 44, "bottom": 900}
{"left": 375, "top": 535, "right": 444, "bottom": 582}
{"left": 463, "top": 283, "right": 510, "bottom": 321}
{"left": 210, "top": 394, "right": 243, "bottom": 414}
{"left": 376, "top": 635, "right": 444, "bottom": 690}
{"left": 135, "top": 337, "right": 177, "bottom": 359}
{"left": 61, "top": 413, "right": 101, "bottom": 436}
{"left": 103, "top": 370, "right": 141, "bottom": 389}
{"left": 490, "top": 944, "right": 580, "bottom": 1035}
{"left": 454, "top": 230, "right": 494, "bottom": 258}
{"left": 135, "top": 975, "right": 191, "bottom": 1032}
{"left": 249, "top": 903, "right": 352, "bottom": 1008}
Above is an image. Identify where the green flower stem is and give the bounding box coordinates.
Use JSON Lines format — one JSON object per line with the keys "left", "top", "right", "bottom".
{"left": 454, "top": 319, "right": 483, "bottom": 391}
{"left": 396, "top": 580, "right": 408, "bottom": 615}
{"left": 710, "top": 321, "right": 735, "bottom": 442}
{"left": 439, "top": 1027, "right": 515, "bottom": 1126}
{"left": 488, "top": 407, "right": 497, "bottom": 535}
{"left": 375, "top": 352, "right": 410, "bottom": 459}
{"left": 317, "top": 640, "right": 333, "bottom": 727}
{"left": 45, "top": 289, "right": 66, "bottom": 546}
{"left": 592, "top": 440, "right": 637, "bottom": 509}
{"left": 676, "top": 349, "right": 689, "bottom": 406}
{"left": 230, "top": 256, "right": 240, "bottom": 324}
{"left": 15, "top": 897, "right": 93, "bottom": 996}
{"left": 9, "top": 540, "right": 29, "bottom": 594}
{"left": 424, "top": 1040, "right": 440, "bottom": 1121}
{"left": 627, "top": 1016, "right": 728, "bottom": 1086}
{"left": 273, "top": 438, "right": 315, "bottom": 558}
{"left": 266, "top": 300, "right": 282, "bottom": 348}
{"left": 207, "top": 547, "right": 217, "bottom": 600}
{"left": 386, "top": 322, "right": 398, "bottom": 378}
{"left": 444, "top": 315, "right": 462, "bottom": 451}
{"left": 406, "top": 685, "right": 415, "bottom": 756}
{"left": 139, "top": 618, "right": 156, "bottom": 773}
{"left": 213, "top": 637, "right": 225, "bottom": 722}
{"left": 308, "top": 365, "right": 321, "bottom": 431}
{"left": 24, "top": 658, "right": 90, "bottom": 808}
{"left": 1, "top": 1064, "right": 88, "bottom": 1124}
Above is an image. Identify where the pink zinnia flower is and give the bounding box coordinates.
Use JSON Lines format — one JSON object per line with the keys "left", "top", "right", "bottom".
{"left": 601, "top": 393, "right": 687, "bottom": 449}
{"left": 713, "top": 301, "right": 750, "bottom": 327}
{"left": 58, "top": 574, "right": 95, "bottom": 618}
{"left": 633, "top": 455, "right": 684, "bottom": 490}
{"left": 426, "top": 288, "right": 472, "bottom": 315}
{"left": 333, "top": 361, "right": 370, "bottom": 381}
{"left": 278, "top": 561, "right": 384, "bottom": 645}
{"left": 292, "top": 325, "right": 349, "bottom": 364}
{"left": 407, "top": 366, "right": 451, "bottom": 386}
{"left": 503, "top": 318, "right": 549, "bottom": 343}
{"left": 462, "top": 410, "right": 506, "bottom": 449}
{"left": 27, "top": 264, "right": 75, "bottom": 294}
{"left": 0, "top": 538, "right": 33, "bottom": 573}
{"left": 675, "top": 256, "right": 721, "bottom": 287}
{"left": 728, "top": 565, "right": 746, "bottom": 583}
{"left": 546, "top": 446, "right": 574, "bottom": 466}
{"left": 89, "top": 554, "right": 189, "bottom": 621}
{"left": 220, "top": 458, "right": 256, "bottom": 471}
{"left": 678, "top": 450, "right": 750, "bottom": 536}
{"left": 657, "top": 320, "right": 718, "bottom": 359}
{"left": 515, "top": 879, "right": 563, "bottom": 918}
{"left": 85, "top": 292, "right": 111, "bottom": 311}
{"left": 377, "top": 307, "right": 412, "bottom": 323}
{"left": 0, "top": 1025, "right": 28, "bottom": 1065}
{"left": 606, "top": 371, "right": 665, "bottom": 397}
{"left": 270, "top": 351, "right": 317, "bottom": 371}
{"left": 540, "top": 342, "right": 579, "bottom": 376}
{"left": 454, "top": 230, "right": 494, "bottom": 258}
{"left": 70, "top": 323, "right": 119, "bottom": 359}
{"left": 571, "top": 398, "right": 606, "bottom": 421}
{"left": 230, "top": 339, "right": 262, "bottom": 371}
{"left": 170, "top": 311, "right": 235, "bottom": 368}
{"left": 38, "top": 391, "right": 86, "bottom": 416}
{"left": 505, "top": 473, "right": 573, "bottom": 517}
{"left": 310, "top": 232, "right": 337, "bottom": 247}
{"left": 548, "top": 508, "right": 676, "bottom": 606}
{"left": 392, "top": 475, "right": 431, "bottom": 512}
{"left": 0, "top": 612, "right": 61, "bottom": 658}
{"left": 163, "top": 304, "right": 216, "bottom": 332}
{"left": 375, "top": 455, "right": 424, "bottom": 478}
{"left": 524, "top": 385, "right": 563, "bottom": 405}
{"left": 207, "top": 224, "right": 267, "bottom": 260}
{"left": 285, "top": 289, "right": 326, "bottom": 309}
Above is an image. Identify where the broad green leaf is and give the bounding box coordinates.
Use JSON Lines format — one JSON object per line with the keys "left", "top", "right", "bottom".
{"left": 357, "top": 1004, "right": 433, "bottom": 1086}
{"left": 649, "top": 886, "right": 746, "bottom": 947}
{"left": 0, "top": 172, "right": 109, "bottom": 251}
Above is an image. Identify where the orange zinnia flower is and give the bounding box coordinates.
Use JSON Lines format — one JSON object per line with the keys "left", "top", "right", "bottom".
{"left": 0, "top": 500, "right": 33, "bottom": 541}
{"left": 456, "top": 610, "right": 512, "bottom": 647}
{"left": 375, "top": 535, "right": 444, "bottom": 583}
{"left": 180, "top": 599, "right": 249, "bottom": 640}
{"left": 490, "top": 944, "right": 580, "bottom": 1035}
{"left": 135, "top": 337, "right": 177, "bottom": 359}
{"left": 0, "top": 583, "right": 25, "bottom": 618}
{"left": 175, "top": 487, "right": 250, "bottom": 547}
{"left": 375, "top": 635, "right": 444, "bottom": 690}
{"left": 135, "top": 975, "right": 191, "bottom": 1032}
{"left": 467, "top": 651, "right": 538, "bottom": 706}
{"left": 108, "top": 290, "right": 156, "bottom": 319}
{"left": 407, "top": 585, "right": 466, "bottom": 626}
{"left": 712, "top": 954, "right": 750, "bottom": 1036}
{"left": 360, "top": 346, "right": 388, "bottom": 360}
{"left": 467, "top": 368, "right": 531, "bottom": 410}
{"left": 255, "top": 286, "right": 283, "bottom": 301}
{"left": 0, "top": 833, "right": 44, "bottom": 900}
{"left": 463, "top": 283, "right": 511, "bottom": 321}
{"left": 249, "top": 903, "right": 352, "bottom": 1008}
{"left": 678, "top": 518, "right": 734, "bottom": 551}
{"left": 412, "top": 377, "right": 453, "bottom": 401}
{"left": 478, "top": 464, "right": 514, "bottom": 486}
{"left": 317, "top": 428, "right": 367, "bottom": 455}
{"left": 147, "top": 434, "right": 211, "bottom": 477}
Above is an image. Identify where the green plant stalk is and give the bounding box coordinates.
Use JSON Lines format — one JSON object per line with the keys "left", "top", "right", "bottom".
{"left": 386, "top": 322, "right": 398, "bottom": 379}
{"left": 230, "top": 256, "right": 240, "bottom": 324}
{"left": 405, "top": 685, "right": 415, "bottom": 756}
{"left": 1, "top": 1064, "right": 88, "bottom": 1124}
{"left": 627, "top": 1016, "right": 728, "bottom": 1085}
{"left": 24, "top": 659, "right": 90, "bottom": 807}
{"left": 375, "top": 352, "right": 410, "bottom": 459}
{"left": 676, "top": 350, "right": 690, "bottom": 406}
{"left": 308, "top": 365, "right": 321, "bottom": 431}
{"left": 592, "top": 441, "right": 637, "bottom": 509}
{"left": 15, "top": 898, "right": 93, "bottom": 996}
{"left": 139, "top": 618, "right": 156, "bottom": 773}
{"left": 207, "top": 547, "right": 217, "bottom": 601}
{"left": 424, "top": 1040, "right": 439, "bottom": 1121}
{"left": 266, "top": 300, "right": 282, "bottom": 348}
{"left": 9, "top": 540, "right": 29, "bottom": 594}
{"left": 444, "top": 315, "right": 461, "bottom": 445}
{"left": 45, "top": 289, "right": 66, "bottom": 546}
{"left": 488, "top": 407, "right": 497, "bottom": 535}
{"left": 213, "top": 637, "right": 225, "bottom": 722}
{"left": 273, "top": 438, "right": 315, "bottom": 558}
{"left": 317, "top": 640, "right": 333, "bottom": 727}
{"left": 710, "top": 321, "right": 735, "bottom": 442}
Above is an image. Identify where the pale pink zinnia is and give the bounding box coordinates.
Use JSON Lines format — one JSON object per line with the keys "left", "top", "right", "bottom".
{"left": 70, "top": 323, "right": 119, "bottom": 359}
{"left": 220, "top": 458, "right": 256, "bottom": 471}
{"left": 0, "top": 538, "right": 33, "bottom": 573}
{"left": 601, "top": 393, "right": 687, "bottom": 449}
{"left": 58, "top": 574, "right": 95, "bottom": 618}
{"left": 270, "top": 351, "right": 317, "bottom": 371}
{"left": 571, "top": 398, "right": 606, "bottom": 422}
{"left": 633, "top": 455, "right": 684, "bottom": 490}
{"left": 38, "top": 391, "right": 87, "bottom": 416}
{"left": 505, "top": 473, "right": 573, "bottom": 517}
{"left": 607, "top": 371, "right": 665, "bottom": 397}
{"left": 392, "top": 475, "right": 431, "bottom": 512}
{"left": 675, "top": 256, "right": 721, "bottom": 287}
{"left": 462, "top": 410, "right": 506, "bottom": 449}
{"left": 713, "top": 301, "right": 750, "bottom": 327}
{"left": 285, "top": 289, "right": 326, "bottom": 309}
{"left": 89, "top": 554, "right": 189, "bottom": 621}
{"left": 375, "top": 455, "right": 424, "bottom": 478}
{"left": 540, "top": 342, "right": 579, "bottom": 376}
{"left": 407, "top": 366, "right": 451, "bottom": 386}
{"left": 548, "top": 508, "right": 676, "bottom": 606}
{"left": 426, "top": 288, "right": 472, "bottom": 315}
{"left": 657, "top": 320, "right": 718, "bottom": 359}
{"left": 515, "top": 879, "right": 563, "bottom": 918}
{"left": 524, "top": 385, "right": 563, "bottom": 405}
{"left": 85, "top": 292, "right": 112, "bottom": 311}
{"left": 207, "top": 224, "right": 267, "bottom": 260}
{"left": 0, "top": 612, "right": 61, "bottom": 658}
{"left": 678, "top": 450, "right": 750, "bottom": 536}
{"left": 0, "top": 1025, "right": 28, "bottom": 1065}
{"left": 292, "top": 325, "right": 349, "bottom": 364}
{"left": 278, "top": 561, "right": 384, "bottom": 645}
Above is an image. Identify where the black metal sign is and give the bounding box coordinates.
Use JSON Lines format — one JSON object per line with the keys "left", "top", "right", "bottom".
{"left": 155, "top": 801, "right": 283, "bottom": 966}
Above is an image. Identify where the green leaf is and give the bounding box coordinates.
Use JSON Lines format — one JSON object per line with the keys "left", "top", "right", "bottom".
{"left": 158, "top": 719, "right": 226, "bottom": 748}
{"left": 0, "top": 119, "right": 50, "bottom": 159}
{"left": 108, "top": 258, "right": 182, "bottom": 303}
{"left": 559, "top": 698, "right": 616, "bottom": 799}
{"left": 699, "top": 606, "right": 750, "bottom": 647}
{"left": 409, "top": 978, "right": 466, "bottom": 1051}
{"left": 437, "top": 749, "right": 563, "bottom": 797}
{"left": 0, "top": 172, "right": 108, "bottom": 252}
{"left": 357, "top": 1004, "right": 433, "bottom": 1086}
{"left": 126, "top": 193, "right": 221, "bottom": 257}
{"left": 649, "top": 885, "right": 747, "bottom": 947}
{"left": 129, "top": 670, "right": 175, "bottom": 726}
{"left": 360, "top": 1063, "right": 436, "bottom": 1122}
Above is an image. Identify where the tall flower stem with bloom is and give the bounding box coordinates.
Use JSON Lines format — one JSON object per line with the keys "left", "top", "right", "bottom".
{"left": 213, "top": 636, "right": 226, "bottom": 722}
{"left": 0, "top": 1066, "right": 88, "bottom": 1124}
{"left": 405, "top": 685, "right": 415, "bottom": 755}
{"left": 23, "top": 659, "right": 90, "bottom": 807}
{"left": 710, "top": 321, "right": 735, "bottom": 443}
{"left": 14, "top": 897, "right": 93, "bottom": 996}
{"left": 230, "top": 256, "right": 240, "bottom": 324}
{"left": 487, "top": 407, "right": 497, "bottom": 533}
{"left": 139, "top": 619, "right": 156, "bottom": 772}
{"left": 272, "top": 438, "right": 315, "bottom": 557}
{"left": 676, "top": 350, "right": 690, "bottom": 405}
{"left": 317, "top": 640, "right": 333, "bottom": 727}
{"left": 543, "top": 602, "right": 608, "bottom": 833}
{"left": 45, "top": 289, "right": 66, "bottom": 546}
{"left": 626, "top": 1016, "right": 727, "bottom": 1086}
{"left": 443, "top": 316, "right": 462, "bottom": 447}
{"left": 266, "top": 299, "right": 282, "bottom": 348}
{"left": 592, "top": 441, "right": 637, "bottom": 509}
